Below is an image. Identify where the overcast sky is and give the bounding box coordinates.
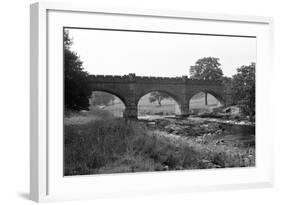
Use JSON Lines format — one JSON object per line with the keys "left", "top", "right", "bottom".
{"left": 66, "top": 28, "right": 256, "bottom": 78}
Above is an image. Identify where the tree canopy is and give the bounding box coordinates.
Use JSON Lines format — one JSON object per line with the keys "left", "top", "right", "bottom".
{"left": 64, "top": 29, "right": 92, "bottom": 111}
{"left": 189, "top": 57, "right": 223, "bottom": 81}
{"left": 149, "top": 92, "right": 171, "bottom": 106}
{"left": 231, "top": 63, "right": 255, "bottom": 120}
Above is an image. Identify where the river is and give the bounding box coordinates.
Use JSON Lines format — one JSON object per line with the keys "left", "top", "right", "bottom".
{"left": 139, "top": 115, "right": 255, "bottom": 149}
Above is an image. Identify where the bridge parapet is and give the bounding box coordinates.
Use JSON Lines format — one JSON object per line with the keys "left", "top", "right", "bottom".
{"left": 88, "top": 74, "right": 132, "bottom": 83}
{"left": 187, "top": 79, "right": 223, "bottom": 85}
{"left": 89, "top": 73, "right": 222, "bottom": 85}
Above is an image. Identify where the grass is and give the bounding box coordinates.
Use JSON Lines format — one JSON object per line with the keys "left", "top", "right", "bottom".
{"left": 64, "top": 113, "right": 254, "bottom": 176}
{"left": 64, "top": 108, "right": 115, "bottom": 125}
{"left": 64, "top": 118, "right": 205, "bottom": 175}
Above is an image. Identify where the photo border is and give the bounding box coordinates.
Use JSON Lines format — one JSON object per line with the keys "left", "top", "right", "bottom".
{"left": 30, "top": 2, "right": 274, "bottom": 202}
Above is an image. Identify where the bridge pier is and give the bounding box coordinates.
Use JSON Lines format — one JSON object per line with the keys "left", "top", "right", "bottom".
{"left": 179, "top": 103, "right": 190, "bottom": 117}
{"left": 123, "top": 105, "right": 138, "bottom": 119}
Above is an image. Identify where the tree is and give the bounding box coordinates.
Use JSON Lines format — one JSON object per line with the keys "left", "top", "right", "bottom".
{"left": 189, "top": 57, "right": 223, "bottom": 105}
{"left": 64, "top": 29, "right": 92, "bottom": 111}
{"left": 231, "top": 63, "right": 255, "bottom": 121}
{"left": 91, "top": 92, "right": 115, "bottom": 106}
{"left": 149, "top": 92, "right": 170, "bottom": 106}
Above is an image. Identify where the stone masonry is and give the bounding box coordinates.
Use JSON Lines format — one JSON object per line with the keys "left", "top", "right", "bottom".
{"left": 88, "top": 73, "right": 231, "bottom": 119}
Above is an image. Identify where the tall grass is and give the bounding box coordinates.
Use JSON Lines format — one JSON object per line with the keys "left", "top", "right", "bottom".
{"left": 64, "top": 116, "right": 254, "bottom": 175}
{"left": 64, "top": 108, "right": 114, "bottom": 125}
{"left": 64, "top": 118, "right": 209, "bottom": 175}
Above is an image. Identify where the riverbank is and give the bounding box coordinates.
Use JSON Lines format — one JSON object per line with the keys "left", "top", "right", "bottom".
{"left": 64, "top": 112, "right": 255, "bottom": 175}
{"left": 140, "top": 116, "right": 255, "bottom": 168}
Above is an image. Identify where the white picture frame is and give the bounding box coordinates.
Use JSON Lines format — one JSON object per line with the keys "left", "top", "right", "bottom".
{"left": 30, "top": 1, "right": 274, "bottom": 202}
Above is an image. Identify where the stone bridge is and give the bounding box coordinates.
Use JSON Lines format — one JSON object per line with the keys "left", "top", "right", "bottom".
{"left": 89, "top": 73, "right": 231, "bottom": 119}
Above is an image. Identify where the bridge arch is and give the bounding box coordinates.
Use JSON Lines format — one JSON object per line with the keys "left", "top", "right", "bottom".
{"left": 188, "top": 89, "right": 226, "bottom": 108}
{"left": 89, "top": 88, "right": 128, "bottom": 107}
{"left": 89, "top": 90, "right": 126, "bottom": 117}
{"left": 136, "top": 89, "right": 182, "bottom": 106}
{"left": 136, "top": 90, "right": 182, "bottom": 117}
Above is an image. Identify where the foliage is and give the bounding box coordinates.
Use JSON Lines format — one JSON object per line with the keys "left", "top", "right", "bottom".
{"left": 231, "top": 63, "right": 255, "bottom": 120}
{"left": 90, "top": 91, "right": 115, "bottom": 106}
{"left": 64, "top": 29, "right": 92, "bottom": 111}
{"left": 149, "top": 92, "right": 171, "bottom": 106}
{"left": 221, "top": 76, "right": 232, "bottom": 87}
{"left": 189, "top": 57, "right": 223, "bottom": 81}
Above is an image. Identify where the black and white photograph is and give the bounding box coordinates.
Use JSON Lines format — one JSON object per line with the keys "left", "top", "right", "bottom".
{"left": 1, "top": 0, "right": 281, "bottom": 203}
{"left": 63, "top": 27, "right": 256, "bottom": 176}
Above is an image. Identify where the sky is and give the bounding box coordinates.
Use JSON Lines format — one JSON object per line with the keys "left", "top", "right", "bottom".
{"left": 66, "top": 28, "right": 256, "bottom": 78}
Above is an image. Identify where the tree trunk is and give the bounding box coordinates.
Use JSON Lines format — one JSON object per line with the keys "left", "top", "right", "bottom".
{"left": 205, "top": 92, "right": 208, "bottom": 106}
{"left": 249, "top": 112, "right": 254, "bottom": 122}
{"left": 157, "top": 98, "right": 162, "bottom": 106}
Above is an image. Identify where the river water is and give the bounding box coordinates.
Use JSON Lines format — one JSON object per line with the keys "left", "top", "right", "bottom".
{"left": 218, "top": 123, "right": 255, "bottom": 147}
